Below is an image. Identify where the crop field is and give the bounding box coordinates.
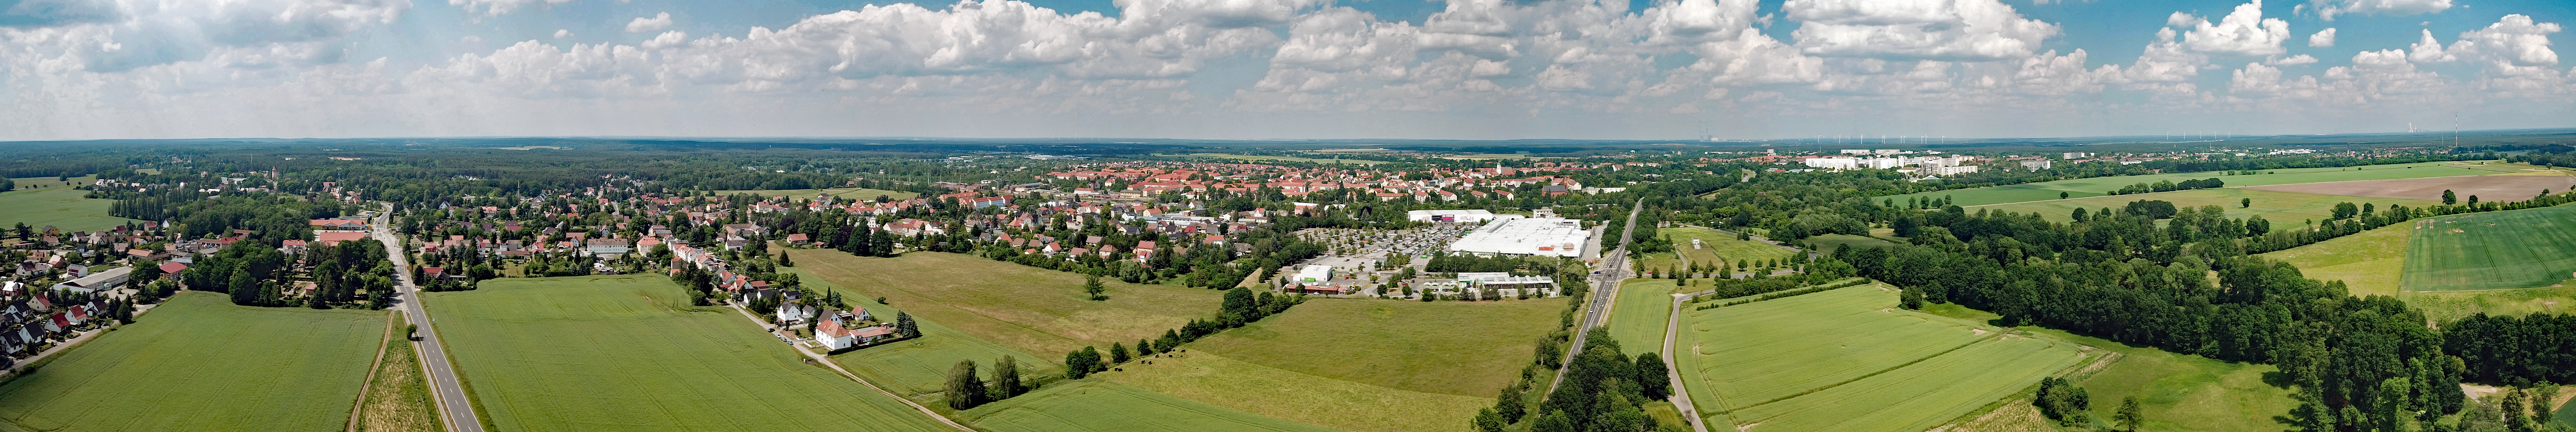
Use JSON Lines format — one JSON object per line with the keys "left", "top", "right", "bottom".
{"left": 1100, "top": 351, "right": 1486, "bottom": 432}
{"left": 958, "top": 381, "right": 1340, "bottom": 432}
{"left": 1886, "top": 160, "right": 2506, "bottom": 207}
{"left": 0, "top": 181, "right": 138, "bottom": 234}
{"left": 795, "top": 250, "right": 1223, "bottom": 358}
{"left": 2257, "top": 223, "right": 2411, "bottom": 297}
{"left": 1609, "top": 278, "right": 1684, "bottom": 350}
{"left": 2245, "top": 174, "right": 2576, "bottom": 202}
{"left": 1975, "top": 187, "right": 2441, "bottom": 228}
{"left": 0, "top": 292, "right": 382, "bottom": 432}
{"left": 1677, "top": 285, "right": 2091, "bottom": 432}
{"left": 1660, "top": 226, "right": 1796, "bottom": 268}
{"left": 785, "top": 267, "right": 1064, "bottom": 402}
{"left": 711, "top": 187, "right": 917, "bottom": 200}
{"left": 2403, "top": 204, "right": 2576, "bottom": 291}
{"left": 425, "top": 275, "right": 954, "bottom": 432}
{"left": 357, "top": 320, "right": 440, "bottom": 432}
{"left": 1189, "top": 298, "right": 1561, "bottom": 397}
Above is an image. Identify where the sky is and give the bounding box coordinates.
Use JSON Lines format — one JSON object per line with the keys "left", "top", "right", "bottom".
{"left": 0, "top": 0, "right": 2569, "bottom": 141}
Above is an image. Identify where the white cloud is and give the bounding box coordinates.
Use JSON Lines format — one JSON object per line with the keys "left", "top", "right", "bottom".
{"left": 2122, "top": 28, "right": 2206, "bottom": 82}
{"left": 554, "top": 29, "right": 572, "bottom": 39}
{"left": 2408, "top": 29, "right": 2455, "bottom": 62}
{"left": 1782, "top": 0, "right": 2061, "bottom": 61}
{"left": 626, "top": 12, "right": 671, "bottom": 33}
{"left": 2307, "top": 0, "right": 2452, "bottom": 21}
{"left": 2177, "top": 0, "right": 2291, "bottom": 56}
{"left": 2309, "top": 28, "right": 2335, "bottom": 47}
{"left": 452, "top": 0, "right": 574, "bottom": 17}
{"left": 2450, "top": 14, "right": 2562, "bottom": 67}
{"left": 2270, "top": 54, "right": 2318, "bottom": 65}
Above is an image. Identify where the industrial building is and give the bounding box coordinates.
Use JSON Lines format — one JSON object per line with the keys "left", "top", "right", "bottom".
{"left": 1294, "top": 265, "right": 1335, "bottom": 283}
{"left": 1444, "top": 217, "right": 1588, "bottom": 257}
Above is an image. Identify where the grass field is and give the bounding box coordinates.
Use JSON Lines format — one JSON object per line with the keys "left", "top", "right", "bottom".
{"left": 1189, "top": 298, "right": 1562, "bottom": 397}
{"left": 1100, "top": 351, "right": 1486, "bottom": 432}
{"left": 1975, "top": 187, "right": 2442, "bottom": 229}
{"left": 2407, "top": 286, "right": 2576, "bottom": 322}
{"left": 784, "top": 267, "right": 1065, "bottom": 403}
{"left": 357, "top": 318, "right": 440, "bottom": 432}
{"left": 2403, "top": 204, "right": 2576, "bottom": 291}
{"left": 1609, "top": 278, "right": 1684, "bottom": 350}
{"left": 0, "top": 179, "right": 138, "bottom": 234}
{"left": 1660, "top": 226, "right": 1797, "bottom": 269}
{"left": 0, "top": 292, "right": 383, "bottom": 432}
{"left": 794, "top": 250, "right": 1223, "bottom": 358}
{"left": 958, "top": 381, "right": 1340, "bottom": 432}
{"left": 1924, "top": 303, "right": 2303, "bottom": 432}
{"left": 712, "top": 187, "right": 918, "bottom": 200}
{"left": 2258, "top": 223, "right": 2412, "bottom": 297}
{"left": 1677, "top": 284, "right": 2093, "bottom": 432}
{"left": 1885, "top": 161, "right": 2509, "bottom": 207}
{"left": 425, "top": 275, "right": 954, "bottom": 432}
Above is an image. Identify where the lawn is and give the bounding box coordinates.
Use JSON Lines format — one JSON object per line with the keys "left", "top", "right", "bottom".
{"left": 712, "top": 187, "right": 918, "bottom": 200}
{"left": 357, "top": 320, "right": 440, "bottom": 432}
{"left": 1188, "top": 297, "right": 1562, "bottom": 397}
{"left": 784, "top": 267, "right": 1064, "bottom": 403}
{"left": 2258, "top": 223, "right": 2411, "bottom": 298}
{"left": 0, "top": 179, "right": 139, "bottom": 234}
{"left": 0, "top": 292, "right": 384, "bottom": 432}
{"left": 1677, "top": 284, "right": 2093, "bottom": 432}
{"left": 1099, "top": 351, "right": 1486, "bottom": 432}
{"left": 1659, "top": 226, "right": 1797, "bottom": 270}
{"left": 1609, "top": 278, "right": 1685, "bottom": 350}
{"left": 793, "top": 250, "right": 1224, "bottom": 358}
{"left": 1976, "top": 187, "right": 2441, "bottom": 229}
{"left": 424, "top": 275, "right": 954, "bottom": 432}
{"left": 1885, "top": 160, "right": 2503, "bottom": 207}
{"left": 957, "top": 381, "right": 1340, "bottom": 432}
{"left": 2403, "top": 204, "right": 2576, "bottom": 291}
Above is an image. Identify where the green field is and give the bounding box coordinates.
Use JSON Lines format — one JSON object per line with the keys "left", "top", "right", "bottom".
{"left": 2403, "top": 204, "right": 2576, "bottom": 291}
{"left": 713, "top": 187, "right": 919, "bottom": 200}
{"left": 795, "top": 251, "right": 1222, "bottom": 358}
{"left": 1609, "top": 279, "right": 1684, "bottom": 350}
{"left": 1661, "top": 226, "right": 1797, "bottom": 269}
{"left": 0, "top": 292, "right": 383, "bottom": 432}
{"left": 958, "top": 381, "right": 1339, "bottom": 432}
{"left": 0, "top": 180, "right": 138, "bottom": 234}
{"left": 1101, "top": 351, "right": 1485, "bottom": 432}
{"left": 1976, "top": 187, "right": 2442, "bottom": 229}
{"left": 784, "top": 267, "right": 1064, "bottom": 403}
{"left": 1189, "top": 298, "right": 1561, "bottom": 397}
{"left": 357, "top": 318, "right": 441, "bottom": 432}
{"left": 2258, "top": 223, "right": 2412, "bottom": 297}
{"left": 425, "top": 275, "right": 954, "bottom": 432}
{"left": 2407, "top": 286, "right": 2576, "bottom": 322}
{"left": 2060, "top": 330, "right": 2298, "bottom": 432}
{"left": 1888, "top": 161, "right": 2509, "bottom": 207}
{"left": 1677, "top": 284, "right": 2092, "bottom": 432}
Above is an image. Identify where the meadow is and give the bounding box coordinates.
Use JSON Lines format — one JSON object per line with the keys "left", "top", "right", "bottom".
{"left": 2403, "top": 204, "right": 2576, "bottom": 291}
{"left": 1678, "top": 285, "right": 2091, "bottom": 432}
{"left": 425, "top": 275, "right": 954, "bottom": 432}
{"left": 784, "top": 267, "right": 1064, "bottom": 403}
{"left": 0, "top": 179, "right": 137, "bottom": 234}
{"left": 1188, "top": 297, "right": 1562, "bottom": 397}
{"left": 957, "top": 381, "right": 1340, "bottom": 432}
{"left": 794, "top": 250, "right": 1222, "bottom": 358}
{"left": 1887, "top": 161, "right": 2507, "bottom": 207}
{"left": 1608, "top": 278, "right": 1683, "bottom": 350}
{"left": 0, "top": 292, "right": 383, "bottom": 432}
{"left": 711, "top": 187, "right": 918, "bottom": 200}
{"left": 1975, "top": 187, "right": 2442, "bottom": 229}
{"left": 357, "top": 321, "right": 440, "bottom": 432}
{"left": 1099, "top": 351, "right": 1486, "bottom": 432}
{"left": 1659, "top": 226, "right": 1797, "bottom": 269}
{"left": 2257, "top": 223, "right": 2412, "bottom": 297}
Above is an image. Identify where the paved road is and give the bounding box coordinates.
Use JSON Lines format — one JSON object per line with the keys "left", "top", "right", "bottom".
{"left": 1663, "top": 292, "right": 1711, "bottom": 432}
{"left": 373, "top": 210, "right": 484, "bottom": 432}
{"left": 1550, "top": 199, "right": 1645, "bottom": 392}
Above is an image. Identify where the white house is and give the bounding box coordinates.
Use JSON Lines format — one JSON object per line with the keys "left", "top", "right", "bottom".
{"left": 775, "top": 302, "right": 815, "bottom": 325}
{"left": 815, "top": 313, "right": 857, "bottom": 350}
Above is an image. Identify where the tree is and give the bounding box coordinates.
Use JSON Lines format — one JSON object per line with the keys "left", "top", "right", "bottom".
{"left": 1899, "top": 288, "right": 1925, "bottom": 310}
{"left": 227, "top": 268, "right": 258, "bottom": 305}
{"left": 2241, "top": 197, "right": 2252, "bottom": 208}
{"left": 2469, "top": 195, "right": 2480, "bottom": 206}
{"left": 1064, "top": 346, "right": 1102, "bottom": 379}
{"left": 2060, "top": 191, "right": 2070, "bottom": 200}
{"left": 1529, "top": 410, "right": 1577, "bottom": 432}
{"left": 1495, "top": 382, "right": 1527, "bottom": 421}
{"left": 894, "top": 311, "right": 918, "bottom": 337}
{"left": 945, "top": 360, "right": 986, "bottom": 409}
{"left": 989, "top": 356, "right": 1025, "bottom": 399}
{"left": 1110, "top": 342, "right": 1131, "bottom": 364}
{"left": 2444, "top": 189, "right": 2458, "bottom": 205}
{"left": 777, "top": 251, "right": 793, "bottom": 267}
{"left": 1084, "top": 274, "right": 1107, "bottom": 301}
{"left": 1472, "top": 408, "right": 1506, "bottom": 432}
{"left": 2116, "top": 396, "right": 2143, "bottom": 432}
{"left": 1634, "top": 352, "right": 1671, "bottom": 400}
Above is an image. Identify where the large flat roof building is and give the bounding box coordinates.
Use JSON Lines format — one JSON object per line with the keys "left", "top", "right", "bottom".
{"left": 1446, "top": 217, "right": 1588, "bottom": 257}
{"left": 1406, "top": 209, "right": 1496, "bottom": 223}
{"left": 1294, "top": 264, "right": 1335, "bottom": 283}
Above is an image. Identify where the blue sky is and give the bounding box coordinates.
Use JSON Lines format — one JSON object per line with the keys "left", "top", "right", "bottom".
{"left": 0, "top": 0, "right": 2569, "bottom": 140}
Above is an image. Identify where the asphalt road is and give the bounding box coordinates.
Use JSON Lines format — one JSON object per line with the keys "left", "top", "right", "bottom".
{"left": 1550, "top": 199, "right": 1645, "bottom": 392}
{"left": 373, "top": 210, "right": 484, "bottom": 432}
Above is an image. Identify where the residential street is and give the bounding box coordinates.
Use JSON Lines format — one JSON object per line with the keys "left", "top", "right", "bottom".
{"left": 374, "top": 210, "right": 484, "bottom": 432}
